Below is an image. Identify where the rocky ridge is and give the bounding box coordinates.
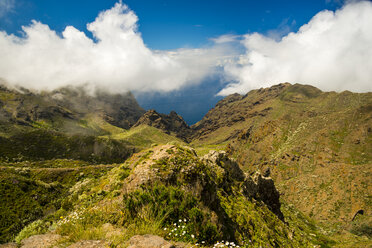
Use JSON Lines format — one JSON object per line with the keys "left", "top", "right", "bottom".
{"left": 134, "top": 110, "right": 193, "bottom": 142}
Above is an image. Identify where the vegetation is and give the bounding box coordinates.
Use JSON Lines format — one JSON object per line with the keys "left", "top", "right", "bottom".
{"left": 0, "top": 160, "right": 113, "bottom": 243}
{"left": 107, "top": 124, "right": 185, "bottom": 149}
{"left": 0, "top": 129, "right": 133, "bottom": 164}
{"left": 0, "top": 83, "right": 371, "bottom": 247}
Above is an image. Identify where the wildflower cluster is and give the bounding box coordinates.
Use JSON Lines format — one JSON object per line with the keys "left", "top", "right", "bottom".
{"left": 165, "top": 218, "right": 195, "bottom": 242}
{"left": 212, "top": 241, "right": 240, "bottom": 247}
{"left": 165, "top": 219, "right": 246, "bottom": 248}
{"left": 56, "top": 209, "right": 85, "bottom": 226}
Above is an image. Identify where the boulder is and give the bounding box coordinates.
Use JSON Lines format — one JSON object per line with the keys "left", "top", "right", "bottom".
{"left": 20, "top": 234, "right": 61, "bottom": 248}
{"left": 67, "top": 240, "right": 108, "bottom": 248}
{"left": 128, "top": 234, "right": 174, "bottom": 248}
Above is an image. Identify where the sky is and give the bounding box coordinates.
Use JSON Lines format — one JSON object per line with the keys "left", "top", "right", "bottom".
{"left": 0, "top": 0, "right": 371, "bottom": 124}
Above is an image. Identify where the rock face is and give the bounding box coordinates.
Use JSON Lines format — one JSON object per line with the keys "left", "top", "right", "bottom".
{"left": 128, "top": 234, "right": 175, "bottom": 248}
{"left": 134, "top": 110, "right": 193, "bottom": 141}
{"left": 202, "top": 150, "right": 284, "bottom": 221}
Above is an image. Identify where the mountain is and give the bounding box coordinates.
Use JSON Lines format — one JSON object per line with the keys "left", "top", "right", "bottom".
{"left": 191, "top": 83, "right": 372, "bottom": 236}
{"left": 0, "top": 84, "right": 145, "bottom": 137}
{"left": 0, "top": 84, "right": 150, "bottom": 164}
{"left": 0, "top": 82, "right": 371, "bottom": 247}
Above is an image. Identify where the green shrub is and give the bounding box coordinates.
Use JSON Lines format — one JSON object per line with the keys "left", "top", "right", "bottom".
{"left": 123, "top": 183, "right": 220, "bottom": 244}
{"left": 15, "top": 220, "right": 49, "bottom": 243}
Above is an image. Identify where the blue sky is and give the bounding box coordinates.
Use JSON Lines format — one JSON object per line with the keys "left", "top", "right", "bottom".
{"left": 1, "top": 0, "right": 342, "bottom": 50}
{"left": 1, "top": 0, "right": 371, "bottom": 124}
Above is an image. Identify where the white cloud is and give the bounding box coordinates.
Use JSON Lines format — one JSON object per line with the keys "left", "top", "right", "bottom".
{"left": 219, "top": 1, "right": 372, "bottom": 95}
{"left": 1, "top": 1, "right": 371, "bottom": 96}
{"left": 210, "top": 34, "right": 240, "bottom": 44}
{"left": 0, "top": 2, "right": 223, "bottom": 93}
{"left": 0, "top": 0, "right": 15, "bottom": 18}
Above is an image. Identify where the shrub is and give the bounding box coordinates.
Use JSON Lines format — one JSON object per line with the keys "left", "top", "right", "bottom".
{"left": 15, "top": 220, "right": 49, "bottom": 243}
{"left": 123, "top": 183, "right": 220, "bottom": 244}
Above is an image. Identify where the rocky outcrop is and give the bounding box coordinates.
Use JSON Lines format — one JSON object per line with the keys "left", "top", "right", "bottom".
{"left": 203, "top": 150, "right": 283, "bottom": 221}
{"left": 128, "top": 234, "right": 175, "bottom": 248}
{"left": 0, "top": 243, "right": 17, "bottom": 248}
{"left": 124, "top": 145, "right": 284, "bottom": 223}
{"left": 67, "top": 240, "right": 109, "bottom": 248}
{"left": 20, "top": 234, "right": 61, "bottom": 248}
{"left": 134, "top": 110, "right": 193, "bottom": 141}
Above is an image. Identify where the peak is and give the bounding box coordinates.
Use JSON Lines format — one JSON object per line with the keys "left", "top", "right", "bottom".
{"left": 134, "top": 110, "right": 192, "bottom": 142}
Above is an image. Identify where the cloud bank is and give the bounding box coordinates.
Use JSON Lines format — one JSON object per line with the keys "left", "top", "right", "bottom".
{"left": 0, "top": 1, "right": 371, "bottom": 96}
{"left": 0, "top": 2, "right": 223, "bottom": 93}
{"left": 218, "top": 1, "right": 372, "bottom": 95}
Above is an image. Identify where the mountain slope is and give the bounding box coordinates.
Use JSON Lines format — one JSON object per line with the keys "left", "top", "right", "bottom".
{"left": 191, "top": 83, "right": 372, "bottom": 232}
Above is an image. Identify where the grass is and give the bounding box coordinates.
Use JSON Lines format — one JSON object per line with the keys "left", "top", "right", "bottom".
{"left": 82, "top": 114, "right": 125, "bottom": 135}
{"left": 107, "top": 125, "right": 185, "bottom": 148}
{"left": 192, "top": 143, "right": 229, "bottom": 156}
